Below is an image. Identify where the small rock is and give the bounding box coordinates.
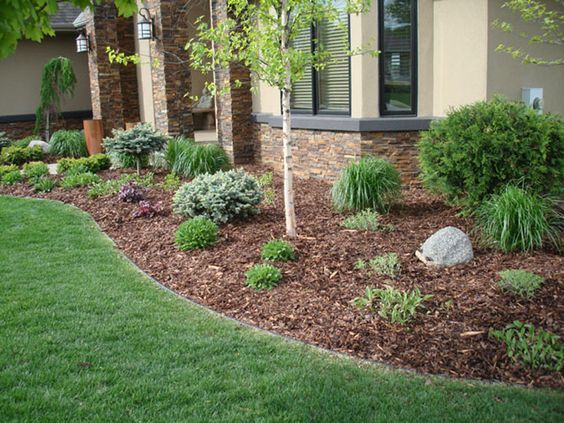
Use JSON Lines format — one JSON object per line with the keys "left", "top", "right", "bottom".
{"left": 416, "top": 226, "right": 473, "bottom": 267}
{"left": 28, "top": 140, "right": 49, "bottom": 154}
{"left": 47, "top": 163, "right": 58, "bottom": 175}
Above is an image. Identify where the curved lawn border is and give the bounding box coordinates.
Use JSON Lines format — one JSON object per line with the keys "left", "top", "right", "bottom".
{"left": 1, "top": 195, "right": 563, "bottom": 421}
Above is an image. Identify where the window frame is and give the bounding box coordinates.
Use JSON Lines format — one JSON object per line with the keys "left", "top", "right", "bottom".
{"left": 378, "top": 0, "right": 418, "bottom": 116}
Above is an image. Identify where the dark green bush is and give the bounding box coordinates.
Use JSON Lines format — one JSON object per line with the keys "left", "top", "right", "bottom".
{"left": 332, "top": 156, "right": 401, "bottom": 213}
{"left": 260, "top": 239, "right": 295, "bottom": 261}
{"left": 175, "top": 217, "right": 218, "bottom": 251}
{"left": 0, "top": 145, "right": 42, "bottom": 165}
{"left": 476, "top": 185, "right": 560, "bottom": 252}
{"left": 48, "top": 130, "right": 88, "bottom": 158}
{"left": 22, "top": 161, "right": 49, "bottom": 179}
{"left": 419, "top": 98, "right": 564, "bottom": 209}
{"left": 245, "top": 264, "right": 282, "bottom": 290}
{"left": 56, "top": 154, "right": 111, "bottom": 174}
{"left": 165, "top": 137, "right": 230, "bottom": 177}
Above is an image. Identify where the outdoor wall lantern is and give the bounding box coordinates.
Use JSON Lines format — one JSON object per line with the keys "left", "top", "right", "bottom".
{"left": 137, "top": 8, "right": 154, "bottom": 40}
{"left": 75, "top": 32, "right": 90, "bottom": 53}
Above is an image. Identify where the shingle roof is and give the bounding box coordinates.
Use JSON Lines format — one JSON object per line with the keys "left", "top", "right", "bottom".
{"left": 50, "top": 3, "right": 82, "bottom": 30}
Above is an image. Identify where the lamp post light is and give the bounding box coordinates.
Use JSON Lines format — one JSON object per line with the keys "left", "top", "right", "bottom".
{"left": 137, "top": 8, "right": 154, "bottom": 40}
{"left": 75, "top": 32, "right": 89, "bottom": 53}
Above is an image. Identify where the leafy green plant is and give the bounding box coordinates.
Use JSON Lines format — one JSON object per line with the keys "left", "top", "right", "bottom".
{"left": 0, "top": 164, "right": 18, "bottom": 178}
{"left": 33, "top": 177, "right": 56, "bottom": 193}
{"left": 104, "top": 123, "right": 168, "bottom": 174}
{"left": 476, "top": 185, "right": 560, "bottom": 252}
{"left": 56, "top": 154, "right": 111, "bottom": 174}
{"left": 256, "top": 171, "right": 276, "bottom": 206}
{"left": 497, "top": 270, "right": 545, "bottom": 299}
{"left": 12, "top": 135, "right": 36, "bottom": 148}
{"left": 173, "top": 170, "right": 263, "bottom": 224}
{"left": 60, "top": 172, "right": 101, "bottom": 189}
{"left": 0, "top": 145, "right": 42, "bottom": 165}
{"left": 341, "top": 210, "right": 395, "bottom": 232}
{"left": 419, "top": 98, "right": 564, "bottom": 210}
{"left": 161, "top": 173, "right": 181, "bottom": 191}
{"left": 490, "top": 321, "right": 563, "bottom": 372}
{"left": 353, "top": 286, "right": 432, "bottom": 325}
{"left": 245, "top": 264, "right": 282, "bottom": 291}
{"left": 356, "top": 253, "right": 401, "bottom": 278}
{"left": 109, "top": 151, "right": 149, "bottom": 170}
{"left": 175, "top": 217, "right": 218, "bottom": 251}
{"left": 22, "top": 161, "right": 49, "bottom": 179}
{"left": 165, "top": 137, "right": 230, "bottom": 177}
{"left": 256, "top": 171, "right": 273, "bottom": 188}
{"left": 48, "top": 130, "right": 87, "bottom": 158}
{"left": 87, "top": 173, "right": 154, "bottom": 199}
{"left": 260, "top": 239, "right": 295, "bottom": 261}
{"left": 332, "top": 156, "right": 401, "bottom": 213}
{"left": 1, "top": 170, "right": 22, "bottom": 185}
{"left": 0, "top": 131, "right": 11, "bottom": 149}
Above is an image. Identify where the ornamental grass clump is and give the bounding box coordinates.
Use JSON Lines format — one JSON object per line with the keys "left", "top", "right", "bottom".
{"left": 245, "top": 264, "right": 282, "bottom": 291}
{"left": 33, "top": 177, "right": 56, "bottom": 193}
{"left": 104, "top": 123, "right": 168, "bottom": 174}
{"left": 175, "top": 217, "right": 218, "bottom": 251}
{"left": 48, "top": 130, "right": 87, "bottom": 158}
{"left": 165, "top": 137, "right": 230, "bottom": 177}
{"left": 260, "top": 239, "right": 295, "bottom": 261}
{"left": 173, "top": 170, "right": 262, "bottom": 224}
{"left": 497, "top": 269, "right": 544, "bottom": 299}
{"left": 476, "top": 185, "right": 560, "bottom": 252}
{"left": 332, "top": 156, "right": 401, "bottom": 213}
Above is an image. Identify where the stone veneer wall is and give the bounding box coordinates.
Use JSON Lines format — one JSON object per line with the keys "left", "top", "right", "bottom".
{"left": 116, "top": 18, "right": 141, "bottom": 125}
{"left": 253, "top": 123, "right": 422, "bottom": 183}
{"left": 0, "top": 117, "right": 86, "bottom": 141}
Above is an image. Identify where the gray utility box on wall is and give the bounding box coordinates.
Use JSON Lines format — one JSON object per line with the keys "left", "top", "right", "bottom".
{"left": 522, "top": 88, "right": 544, "bottom": 114}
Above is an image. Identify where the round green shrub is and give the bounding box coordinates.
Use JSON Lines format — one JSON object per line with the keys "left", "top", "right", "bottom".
{"left": 22, "top": 161, "right": 49, "bottom": 179}
{"left": 1, "top": 170, "right": 22, "bottom": 185}
{"left": 260, "top": 239, "right": 295, "bottom": 261}
{"left": 173, "top": 169, "right": 263, "bottom": 223}
{"left": 175, "top": 217, "right": 218, "bottom": 251}
{"left": 165, "top": 137, "right": 230, "bottom": 177}
{"left": 48, "top": 130, "right": 88, "bottom": 158}
{"left": 0, "top": 145, "right": 42, "bottom": 165}
{"left": 245, "top": 264, "right": 282, "bottom": 290}
{"left": 419, "top": 97, "right": 564, "bottom": 209}
{"left": 332, "top": 156, "right": 401, "bottom": 213}
{"left": 56, "top": 154, "right": 111, "bottom": 174}
{"left": 477, "top": 185, "right": 560, "bottom": 252}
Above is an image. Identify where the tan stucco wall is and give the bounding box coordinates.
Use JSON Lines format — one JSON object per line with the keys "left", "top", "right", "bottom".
{"left": 0, "top": 33, "right": 91, "bottom": 116}
{"left": 487, "top": 0, "right": 564, "bottom": 115}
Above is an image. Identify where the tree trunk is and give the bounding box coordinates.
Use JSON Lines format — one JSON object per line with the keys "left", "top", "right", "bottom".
{"left": 44, "top": 111, "right": 50, "bottom": 142}
{"left": 136, "top": 156, "right": 141, "bottom": 176}
{"left": 280, "top": 2, "right": 297, "bottom": 238}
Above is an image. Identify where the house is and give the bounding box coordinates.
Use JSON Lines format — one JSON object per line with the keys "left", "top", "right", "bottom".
{"left": 0, "top": 3, "right": 92, "bottom": 140}
{"left": 75, "top": 0, "right": 563, "bottom": 181}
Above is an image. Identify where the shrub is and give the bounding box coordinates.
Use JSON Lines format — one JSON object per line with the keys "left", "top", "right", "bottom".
{"left": 497, "top": 270, "right": 544, "bottom": 299}
{"left": 22, "top": 161, "right": 49, "bottom": 179}
{"left": 118, "top": 181, "right": 145, "bottom": 202}
{"left": 104, "top": 123, "right": 168, "bottom": 174}
{"left": 161, "top": 173, "right": 181, "bottom": 191}
{"left": 0, "top": 131, "right": 11, "bottom": 149}
{"left": 165, "top": 137, "right": 230, "bottom": 177}
{"left": 33, "top": 177, "right": 56, "bottom": 193}
{"left": 56, "top": 154, "right": 111, "bottom": 174}
{"left": 0, "top": 164, "right": 18, "bottom": 178}
{"left": 175, "top": 217, "right": 218, "bottom": 251}
{"left": 489, "top": 321, "right": 563, "bottom": 372}
{"left": 341, "top": 210, "right": 395, "bottom": 232}
{"left": 173, "top": 170, "right": 263, "bottom": 223}
{"left": 245, "top": 264, "right": 282, "bottom": 290}
{"left": 476, "top": 185, "right": 560, "bottom": 252}
{"left": 0, "top": 146, "right": 42, "bottom": 165}
{"left": 60, "top": 172, "right": 101, "bottom": 189}
{"left": 48, "top": 130, "right": 87, "bottom": 158}
{"left": 332, "top": 156, "right": 401, "bottom": 213}
{"left": 419, "top": 97, "right": 564, "bottom": 209}
{"left": 355, "top": 253, "right": 401, "bottom": 278}
{"left": 132, "top": 201, "right": 162, "bottom": 218}
{"left": 261, "top": 239, "right": 295, "bottom": 261}
{"left": 353, "top": 286, "right": 432, "bottom": 324}
{"left": 1, "top": 170, "right": 22, "bottom": 185}
{"left": 13, "top": 135, "right": 36, "bottom": 148}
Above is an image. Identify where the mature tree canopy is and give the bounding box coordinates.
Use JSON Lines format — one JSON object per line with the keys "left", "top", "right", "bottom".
{"left": 0, "top": 0, "right": 136, "bottom": 59}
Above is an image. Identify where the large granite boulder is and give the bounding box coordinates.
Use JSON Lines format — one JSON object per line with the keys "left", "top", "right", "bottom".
{"left": 28, "top": 140, "right": 49, "bottom": 154}
{"left": 416, "top": 226, "right": 473, "bottom": 267}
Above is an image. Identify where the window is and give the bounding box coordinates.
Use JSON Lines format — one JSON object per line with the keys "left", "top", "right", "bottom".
{"left": 290, "top": 3, "right": 350, "bottom": 115}
{"left": 379, "top": 0, "right": 417, "bottom": 115}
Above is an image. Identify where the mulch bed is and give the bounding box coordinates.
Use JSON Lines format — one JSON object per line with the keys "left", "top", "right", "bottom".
{"left": 2, "top": 166, "right": 563, "bottom": 388}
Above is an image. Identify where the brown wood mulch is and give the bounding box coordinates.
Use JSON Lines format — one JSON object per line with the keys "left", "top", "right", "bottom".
{"left": 2, "top": 166, "right": 563, "bottom": 388}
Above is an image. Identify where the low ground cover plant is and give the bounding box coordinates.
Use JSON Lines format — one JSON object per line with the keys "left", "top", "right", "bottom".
{"left": 245, "top": 264, "right": 282, "bottom": 290}
{"left": 87, "top": 173, "right": 154, "bottom": 199}
{"left": 0, "top": 145, "right": 42, "bottom": 165}
{"left": 341, "top": 210, "right": 395, "bottom": 232}
{"left": 261, "top": 239, "right": 295, "bottom": 261}
{"left": 57, "top": 154, "right": 111, "bottom": 174}
{"left": 48, "top": 130, "right": 87, "bottom": 158}
{"left": 161, "top": 173, "right": 181, "bottom": 191}
{"left": 476, "top": 185, "right": 559, "bottom": 252}
{"left": 1, "top": 170, "right": 22, "bottom": 185}
{"left": 33, "top": 177, "right": 56, "bottom": 193}
{"left": 0, "top": 164, "right": 18, "bottom": 178}
{"left": 332, "top": 156, "right": 401, "bottom": 213}
{"left": 173, "top": 170, "right": 262, "bottom": 223}
{"left": 175, "top": 217, "right": 218, "bottom": 251}
{"left": 61, "top": 172, "right": 101, "bottom": 189}
{"left": 490, "top": 321, "right": 563, "bottom": 372}
{"left": 355, "top": 253, "right": 401, "bottom": 278}
{"left": 22, "top": 161, "right": 49, "bottom": 179}
{"left": 256, "top": 171, "right": 275, "bottom": 206}
{"left": 497, "top": 270, "right": 545, "bottom": 299}
{"left": 0, "top": 131, "right": 11, "bottom": 148}
{"left": 419, "top": 97, "right": 563, "bottom": 210}
{"left": 132, "top": 201, "right": 162, "bottom": 218}
{"left": 165, "top": 137, "right": 230, "bottom": 178}
{"left": 118, "top": 181, "right": 145, "bottom": 203}
{"left": 353, "top": 286, "right": 432, "bottom": 325}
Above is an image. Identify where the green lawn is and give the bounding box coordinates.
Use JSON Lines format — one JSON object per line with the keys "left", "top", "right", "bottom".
{"left": 0, "top": 196, "right": 562, "bottom": 422}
